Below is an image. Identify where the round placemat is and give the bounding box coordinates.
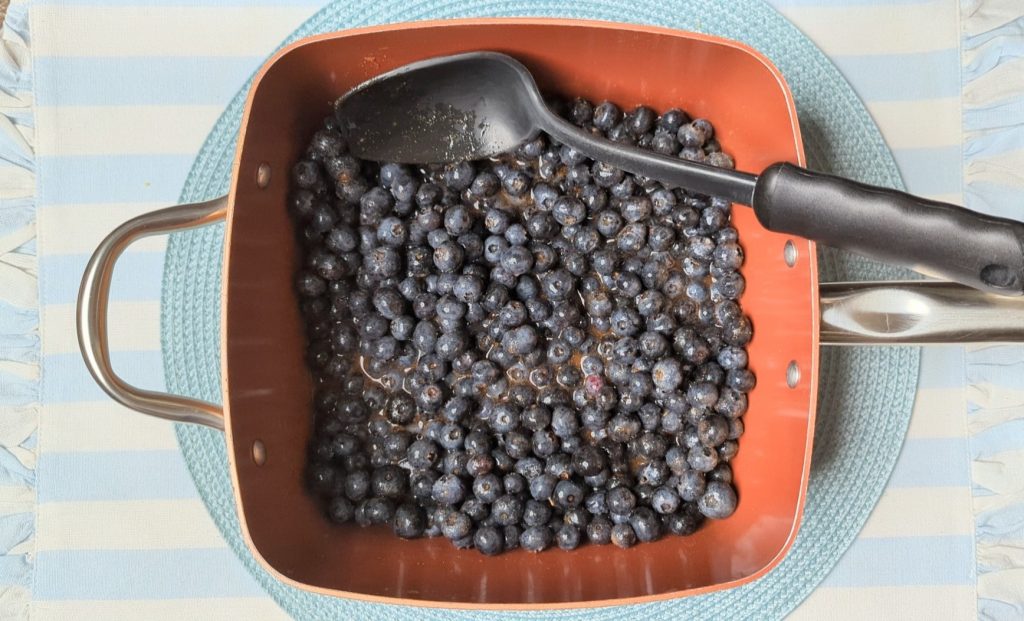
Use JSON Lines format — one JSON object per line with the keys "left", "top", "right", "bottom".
{"left": 162, "top": 0, "right": 920, "bottom": 618}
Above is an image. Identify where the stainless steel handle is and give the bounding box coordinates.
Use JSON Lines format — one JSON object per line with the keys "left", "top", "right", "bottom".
{"left": 820, "top": 281, "right": 1024, "bottom": 345}
{"left": 77, "top": 197, "right": 228, "bottom": 429}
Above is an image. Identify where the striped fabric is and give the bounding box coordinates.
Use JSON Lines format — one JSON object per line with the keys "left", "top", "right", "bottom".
{"left": 0, "top": 0, "right": 1019, "bottom": 618}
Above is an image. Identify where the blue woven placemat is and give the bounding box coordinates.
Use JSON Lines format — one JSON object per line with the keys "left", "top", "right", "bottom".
{"left": 161, "top": 0, "right": 921, "bottom": 618}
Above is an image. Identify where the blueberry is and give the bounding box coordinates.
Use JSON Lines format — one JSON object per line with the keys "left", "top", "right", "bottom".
{"left": 501, "top": 472, "right": 526, "bottom": 496}
{"left": 650, "top": 130, "right": 680, "bottom": 155}
{"left": 496, "top": 325, "right": 535, "bottom": 356}
{"left": 363, "top": 498, "right": 396, "bottom": 525}
{"left": 440, "top": 161, "right": 474, "bottom": 190}
{"left": 723, "top": 316, "right": 753, "bottom": 346}
{"left": 628, "top": 507, "right": 662, "bottom": 542}
{"left": 650, "top": 357, "right": 683, "bottom": 391}
{"left": 472, "top": 525, "right": 503, "bottom": 556}
{"left": 390, "top": 503, "right": 425, "bottom": 539}
{"left": 625, "top": 105, "right": 656, "bottom": 135}
{"left": 621, "top": 196, "right": 653, "bottom": 222}
{"left": 609, "top": 307, "right": 642, "bottom": 337}
{"left": 607, "top": 485, "right": 637, "bottom": 515}
{"left": 704, "top": 151, "right": 734, "bottom": 169}
{"left": 327, "top": 496, "right": 355, "bottom": 523}
{"left": 452, "top": 431, "right": 485, "bottom": 457}
{"left": 616, "top": 222, "right": 647, "bottom": 253}
{"left": 683, "top": 383, "right": 718, "bottom": 411}
{"left": 553, "top": 479, "right": 584, "bottom": 509}
{"left": 520, "top": 525, "right": 552, "bottom": 552}
{"left": 610, "top": 523, "right": 637, "bottom": 548}
{"left": 472, "top": 473, "right": 503, "bottom": 503}
{"left": 721, "top": 368, "right": 754, "bottom": 393}
{"left": 523, "top": 499, "right": 552, "bottom": 527}
{"left": 699, "top": 481, "right": 737, "bottom": 519}
{"left": 677, "top": 123, "right": 708, "bottom": 149}
{"left": 288, "top": 189, "right": 315, "bottom": 223}
{"left": 697, "top": 415, "right": 729, "bottom": 447}
{"left": 438, "top": 510, "right": 472, "bottom": 540}
{"left": 551, "top": 195, "right": 586, "bottom": 227}
{"left": 569, "top": 97, "right": 594, "bottom": 125}
{"left": 605, "top": 411, "right": 639, "bottom": 441}
{"left": 489, "top": 403, "right": 519, "bottom": 434}
{"left": 664, "top": 445, "right": 688, "bottom": 472}
{"left": 437, "top": 421, "right": 467, "bottom": 450}
{"left": 587, "top": 516, "right": 613, "bottom": 544}
{"left": 555, "top": 524, "right": 582, "bottom": 550}
{"left": 593, "top": 101, "right": 622, "bottom": 130}
{"left": 292, "top": 160, "right": 322, "bottom": 189}
{"left": 296, "top": 271, "right": 326, "bottom": 297}
{"left": 406, "top": 438, "right": 439, "bottom": 469}
{"left": 531, "top": 429, "right": 559, "bottom": 457}
{"left": 516, "top": 456, "right": 545, "bottom": 480}
{"left": 712, "top": 270, "right": 746, "bottom": 301}
{"left": 651, "top": 486, "right": 681, "bottom": 515}
{"left": 529, "top": 473, "right": 557, "bottom": 502}
{"left": 431, "top": 240, "right": 464, "bottom": 273}
{"left": 687, "top": 444, "right": 719, "bottom": 473}
{"left": 665, "top": 505, "right": 704, "bottom": 536}
{"left": 343, "top": 469, "right": 370, "bottom": 502}
{"left": 416, "top": 381, "right": 447, "bottom": 411}
{"left": 502, "top": 170, "right": 530, "bottom": 196}
{"left": 492, "top": 494, "right": 525, "bottom": 526}
{"left": 699, "top": 205, "right": 728, "bottom": 234}
{"left": 709, "top": 462, "right": 733, "bottom": 485}
{"left": 719, "top": 439, "right": 740, "bottom": 462}
{"left": 715, "top": 388, "right": 748, "bottom": 419}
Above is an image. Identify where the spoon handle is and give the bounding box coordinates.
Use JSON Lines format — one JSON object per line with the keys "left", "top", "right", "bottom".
{"left": 540, "top": 114, "right": 758, "bottom": 205}
{"left": 751, "top": 163, "right": 1024, "bottom": 296}
{"left": 540, "top": 112, "right": 1024, "bottom": 296}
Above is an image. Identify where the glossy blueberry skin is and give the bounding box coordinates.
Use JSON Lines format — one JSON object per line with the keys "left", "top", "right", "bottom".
{"left": 556, "top": 524, "right": 582, "bottom": 550}
{"left": 432, "top": 474, "right": 466, "bottom": 505}
{"left": 698, "top": 481, "right": 738, "bottom": 519}
{"left": 491, "top": 494, "right": 524, "bottom": 526}
{"left": 687, "top": 445, "right": 720, "bottom": 473}
{"left": 607, "top": 485, "right": 637, "bottom": 515}
{"left": 392, "top": 503, "right": 426, "bottom": 538}
{"left": 523, "top": 499, "right": 552, "bottom": 527}
{"left": 586, "top": 516, "right": 613, "bottom": 544}
{"left": 529, "top": 473, "right": 557, "bottom": 502}
{"left": 327, "top": 496, "right": 355, "bottom": 523}
{"left": 473, "top": 525, "right": 504, "bottom": 555}
{"left": 652, "top": 486, "right": 682, "bottom": 515}
{"left": 610, "top": 523, "right": 637, "bottom": 548}
{"left": 553, "top": 479, "right": 585, "bottom": 508}
{"left": 520, "top": 526, "right": 553, "bottom": 552}
{"left": 629, "top": 507, "right": 662, "bottom": 542}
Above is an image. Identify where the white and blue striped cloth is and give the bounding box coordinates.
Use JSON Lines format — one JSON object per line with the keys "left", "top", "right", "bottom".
{"left": 0, "top": 0, "right": 1021, "bottom": 618}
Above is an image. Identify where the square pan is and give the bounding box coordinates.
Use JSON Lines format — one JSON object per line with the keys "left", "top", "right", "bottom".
{"left": 221, "top": 18, "right": 818, "bottom": 608}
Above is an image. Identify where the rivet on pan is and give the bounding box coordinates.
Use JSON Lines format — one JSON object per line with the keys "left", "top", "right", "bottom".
{"left": 252, "top": 440, "right": 267, "bottom": 466}
{"left": 786, "top": 361, "right": 801, "bottom": 388}
{"left": 784, "top": 240, "right": 798, "bottom": 267}
{"left": 256, "top": 163, "right": 272, "bottom": 189}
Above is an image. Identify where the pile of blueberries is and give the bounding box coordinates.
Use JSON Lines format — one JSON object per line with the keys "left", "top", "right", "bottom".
{"left": 291, "top": 96, "right": 754, "bottom": 555}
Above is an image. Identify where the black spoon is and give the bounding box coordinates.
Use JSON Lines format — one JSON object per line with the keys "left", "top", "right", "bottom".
{"left": 336, "top": 51, "right": 1024, "bottom": 296}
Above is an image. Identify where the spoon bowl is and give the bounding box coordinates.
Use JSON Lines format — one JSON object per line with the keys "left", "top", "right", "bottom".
{"left": 337, "top": 52, "right": 545, "bottom": 163}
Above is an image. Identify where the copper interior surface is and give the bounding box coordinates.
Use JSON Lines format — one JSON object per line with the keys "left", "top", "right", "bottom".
{"left": 221, "top": 19, "right": 818, "bottom": 608}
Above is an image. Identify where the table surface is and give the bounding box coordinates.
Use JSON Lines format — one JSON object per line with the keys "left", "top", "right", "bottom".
{"left": 1, "top": 0, "right": 1021, "bottom": 619}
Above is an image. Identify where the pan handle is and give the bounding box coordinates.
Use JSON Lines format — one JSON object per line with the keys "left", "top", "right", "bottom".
{"left": 820, "top": 280, "right": 1024, "bottom": 345}
{"left": 77, "top": 196, "right": 228, "bottom": 430}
